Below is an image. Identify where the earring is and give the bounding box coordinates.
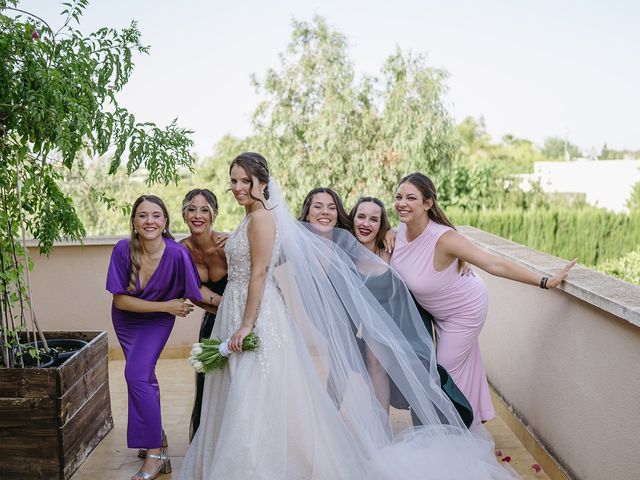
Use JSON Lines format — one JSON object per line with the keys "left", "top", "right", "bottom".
{"left": 134, "top": 229, "right": 138, "bottom": 235}
{"left": 163, "top": 228, "right": 166, "bottom": 234}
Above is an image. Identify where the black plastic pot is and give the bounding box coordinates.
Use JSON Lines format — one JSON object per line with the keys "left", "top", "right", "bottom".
{"left": 22, "top": 339, "right": 88, "bottom": 367}
{"left": 48, "top": 339, "right": 88, "bottom": 366}
{"left": 21, "top": 350, "right": 57, "bottom": 368}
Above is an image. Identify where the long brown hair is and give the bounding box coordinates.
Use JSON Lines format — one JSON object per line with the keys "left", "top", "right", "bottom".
{"left": 298, "top": 187, "right": 352, "bottom": 232}
{"left": 128, "top": 195, "right": 174, "bottom": 291}
{"left": 229, "top": 152, "right": 270, "bottom": 209}
{"left": 398, "top": 172, "right": 464, "bottom": 270}
{"left": 349, "top": 197, "right": 391, "bottom": 255}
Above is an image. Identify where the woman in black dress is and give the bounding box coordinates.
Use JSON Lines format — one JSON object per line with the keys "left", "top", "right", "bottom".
{"left": 180, "top": 188, "right": 228, "bottom": 440}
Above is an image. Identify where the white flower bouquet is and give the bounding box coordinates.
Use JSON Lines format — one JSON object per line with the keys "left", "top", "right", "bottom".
{"left": 189, "top": 332, "right": 260, "bottom": 373}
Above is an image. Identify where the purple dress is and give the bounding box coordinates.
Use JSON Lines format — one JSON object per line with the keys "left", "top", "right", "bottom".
{"left": 106, "top": 237, "right": 202, "bottom": 448}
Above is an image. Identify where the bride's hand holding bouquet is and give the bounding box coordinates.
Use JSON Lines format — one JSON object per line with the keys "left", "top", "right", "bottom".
{"left": 189, "top": 325, "right": 259, "bottom": 374}
{"left": 229, "top": 325, "right": 253, "bottom": 352}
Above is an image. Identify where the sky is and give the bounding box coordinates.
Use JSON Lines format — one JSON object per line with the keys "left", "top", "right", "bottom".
{"left": 14, "top": 0, "right": 640, "bottom": 158}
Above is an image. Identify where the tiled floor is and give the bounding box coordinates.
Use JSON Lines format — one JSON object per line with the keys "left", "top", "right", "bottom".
{"left": 71, "top": 359, "right": 550, "bottom": 480}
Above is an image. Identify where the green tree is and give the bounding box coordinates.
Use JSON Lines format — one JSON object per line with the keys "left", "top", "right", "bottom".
{"left": 456, "top": 116, "right": 491, "bottom": 159}
{"left": 541, "top": 136, "right": 581, "bottom": 161}
{"left": 494, "top": 135, "right": 545, "bottom": 174}
{"left": 451, "top": 116, "right": 549, "bottom": 209}
{"left": 600, "top": 144, "right": 640, "bottom": 160}
{"left": 597, "top": 250, "right": 640, "bottom": 286}
{"left": 376, "top": 48, "right": 457, "bottom": 186}
{"left": 60, "top": 156, "right": 204, "bottom": 236}
{"left": 0, "top": 0, "right": 193, "bottom": 366}
{"left": 245, "top": 16, "right": 457, "bottom": 214}
{"left": 627, "top": 181, "right": 640, "bottom": 212}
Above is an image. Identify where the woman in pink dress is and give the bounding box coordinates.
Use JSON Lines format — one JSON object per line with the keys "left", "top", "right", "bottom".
{"left": 390, "top": 172, "right": 576, "bottom": 423}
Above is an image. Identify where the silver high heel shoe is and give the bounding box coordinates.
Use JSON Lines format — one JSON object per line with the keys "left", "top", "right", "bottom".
{"left": 137, "top": 429, "right": 168, "bottom": 459}
{"left": 132, "top": 447, "right": 171, "bottom": 480}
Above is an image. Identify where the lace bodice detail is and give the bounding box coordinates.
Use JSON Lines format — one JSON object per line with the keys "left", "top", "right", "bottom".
{"left": 218, "top": 214, "right": 284, "bottom": 376}
{"left": 225, "top": 215, "right": 280, "bottom": 285}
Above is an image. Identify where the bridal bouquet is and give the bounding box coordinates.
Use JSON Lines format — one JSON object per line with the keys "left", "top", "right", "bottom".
{"left": 189, "top": 333, "right": 260, "bottom": 374}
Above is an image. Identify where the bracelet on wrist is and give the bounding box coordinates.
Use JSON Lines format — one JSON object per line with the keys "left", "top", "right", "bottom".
{"left": 539, "top": 276, "right": 549, "bottom": 289}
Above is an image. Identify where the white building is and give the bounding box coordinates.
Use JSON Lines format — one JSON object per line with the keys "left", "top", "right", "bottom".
{"left": 520, "top": 159, "right": 640, "bottom": 212}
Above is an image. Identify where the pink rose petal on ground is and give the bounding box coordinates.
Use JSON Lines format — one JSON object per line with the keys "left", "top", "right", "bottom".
{"left": 501, "top": 456, "right": 512, "bottom": 463}
{"left": 495, "top": 449, "right": 502, "bottom": 456}
{"left": 532, "top": 464, "right": 542, "bottom": 473}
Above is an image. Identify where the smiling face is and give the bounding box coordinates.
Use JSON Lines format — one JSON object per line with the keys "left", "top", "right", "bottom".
{"left": 230, "top": 164, "right": 265, "bottom": 208}
{"left": 184, "top": 194, "right": 214, "bottom": 234}
{"left": 353, "top": 201, "right": 383, "bottom": 248}
{"left": 132, "top": 200, "right": 167, "bottom": 241}
{"left": 395, "top": 181, "right": 432, "bottom": 224}
{"left": 306, "top": 192, "right": 338, "bottom": 231}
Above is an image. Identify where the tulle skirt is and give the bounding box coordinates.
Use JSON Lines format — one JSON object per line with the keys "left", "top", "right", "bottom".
{"left": 177, "top": 279, "right": 517, "bottom": 479}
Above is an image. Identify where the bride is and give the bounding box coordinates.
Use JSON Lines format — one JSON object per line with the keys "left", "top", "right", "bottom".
{"left": 177, "top": 152, "right": 518, "bottom": 479}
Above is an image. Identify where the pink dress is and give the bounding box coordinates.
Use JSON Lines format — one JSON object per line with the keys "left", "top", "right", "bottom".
{"left": 391, "top": 221, "right": 496, "bottom": 422}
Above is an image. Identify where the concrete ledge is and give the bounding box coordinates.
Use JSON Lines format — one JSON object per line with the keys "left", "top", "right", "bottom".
{"left": 459, "top": 226, "right": 640, "bottom": 329}
{"left": 25, "top": 234, "right": 190, "bottom": 248}
{"left": 25, "top": 235, "right": 122, "bottom": 247}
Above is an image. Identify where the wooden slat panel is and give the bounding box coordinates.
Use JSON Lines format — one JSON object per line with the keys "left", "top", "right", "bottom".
{"left": 0, "top": 397, "right": 57, "bottom": 430}
{"left": 37, "top": 331, "right": 101, "bottom": 343}
{"left": 0, "top": 367, "right": 57, "bottom": 398}
{"left": 57, "top": 332, "right": 108, "bottom": 395}
{"left": 62, "top": 410, "right": 113, "bottom": 479}
{"left": 0, "top": 456, "right": 60, "bottom": 480}
{"left": 0, "top": 397, "right": 60, "bottom": 479}
{"left": 0, "top": 331, "right": 110, "bottom": 480}
{"left": 57, "top": 357, "right": 109, "bottom": 425}
{"left": 60, "top": 382, "right": 113, "bottom": 479}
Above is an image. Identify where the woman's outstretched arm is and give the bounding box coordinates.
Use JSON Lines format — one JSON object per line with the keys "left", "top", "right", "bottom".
{"left": 438, "top": 230, "right": 576, "bottom": 289}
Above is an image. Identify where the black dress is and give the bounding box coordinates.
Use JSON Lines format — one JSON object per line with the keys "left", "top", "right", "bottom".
{"left": 189, "top": 275, "right": 228, "bottom": 441}
{"left": 363, "top": 270, "right": 474, "bottom": 428}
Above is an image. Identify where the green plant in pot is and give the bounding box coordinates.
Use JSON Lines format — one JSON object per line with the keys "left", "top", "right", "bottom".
{"left": 0, "top": 1, "right": 194, "bottom": 477}
{"left": 0, "top": 0, "right": 194, "bottom": 367}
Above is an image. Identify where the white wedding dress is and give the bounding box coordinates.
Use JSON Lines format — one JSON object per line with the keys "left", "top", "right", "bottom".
{"left": 179, "top": 217, "right": 366, "bottom": 479}
{"left": 178, "top": 183, "right": 518, "bottom": 480}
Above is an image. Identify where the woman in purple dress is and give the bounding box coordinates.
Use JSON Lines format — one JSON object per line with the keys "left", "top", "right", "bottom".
{"left": 106, "top": 195, "right": 202, "bottom": 480}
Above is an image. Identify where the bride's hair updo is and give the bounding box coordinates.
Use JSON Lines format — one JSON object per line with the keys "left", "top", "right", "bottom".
{"left": 229, "top": 152, "right": 270, "bottom": 206}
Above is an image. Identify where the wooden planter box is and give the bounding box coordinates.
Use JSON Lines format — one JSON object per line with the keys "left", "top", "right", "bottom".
{"left": 0, "top": 331, "right": 113, "bottom": 479}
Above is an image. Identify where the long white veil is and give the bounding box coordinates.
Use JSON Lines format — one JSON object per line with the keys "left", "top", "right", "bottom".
{"left": 268, "top": 179, "right": 517, "bottom": 478}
